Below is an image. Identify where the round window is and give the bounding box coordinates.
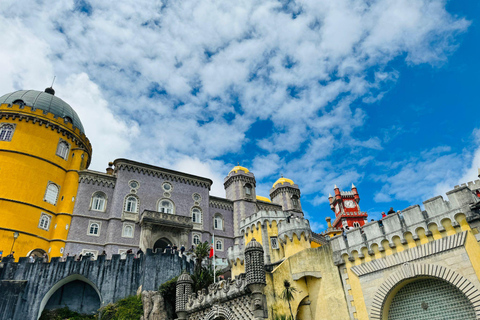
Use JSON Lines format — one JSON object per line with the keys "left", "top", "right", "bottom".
{"left": 129, "top": 180, "right": 139, "bottom": 189}
{"left": 162, "top": 182, "right": 172, "bottom": 191}
{"left": 193, "top": 193, "right": 201, "bottom": 201}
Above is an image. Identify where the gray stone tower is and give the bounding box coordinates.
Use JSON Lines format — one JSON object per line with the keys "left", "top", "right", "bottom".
{"left": 175, "top": 271, "right": 193, "bottom": 320}
{"left": 270, "top": 177, "right": 303, "bottom": 217}
{"left": 245, "top": 238, "right": 267, "bottom": 319}
{"left": 224, "top": 166, "right": 257, "bottom": 244}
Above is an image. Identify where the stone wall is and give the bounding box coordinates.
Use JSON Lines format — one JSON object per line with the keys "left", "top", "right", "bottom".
{"left": 0, "top": 249, "right": 194, "bottom": 320}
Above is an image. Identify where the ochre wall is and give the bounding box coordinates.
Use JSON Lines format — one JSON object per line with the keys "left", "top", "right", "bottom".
{"left": 0, "top": 103, "right": 91, "bottom": 260}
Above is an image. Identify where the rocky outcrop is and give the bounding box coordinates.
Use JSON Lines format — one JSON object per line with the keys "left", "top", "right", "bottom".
{"left": 141, "top": 291, "right": 167, "bottom": 320}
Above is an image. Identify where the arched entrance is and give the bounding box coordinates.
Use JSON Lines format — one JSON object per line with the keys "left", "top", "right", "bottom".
{"left": 153, "top": 237, "right": 171, "bottom": 253}
{"left": 38, "top": 274, "right": 101, "bottom": 319}
{"left": 387, "top": 278, "right": 475, "bottom": 319}
{"left": 28, "top": 248, "right": 47, "bottom": 260}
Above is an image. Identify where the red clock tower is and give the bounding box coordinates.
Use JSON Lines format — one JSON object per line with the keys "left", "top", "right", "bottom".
{"left": 328, "top": 184, "right": 368, "bottom": 230}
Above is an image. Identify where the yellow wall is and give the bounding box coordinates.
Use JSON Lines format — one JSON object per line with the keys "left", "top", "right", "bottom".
{"left": 0, "top": 103, "right": 91, "bottom": 260}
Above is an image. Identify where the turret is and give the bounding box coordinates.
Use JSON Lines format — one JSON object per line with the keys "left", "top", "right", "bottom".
{"left": 270, "top": 176, "right": 303, "bottom": 217}
{"left": 329, "top": 184, "right": 368, "bottom": 229}
{"left": 277, "top": 217, "right": 312, "bottom": 258}
{"left": 175, "top": 271, "right": 193, "bottom": 320}
{"left": 224, "top": 165, "right": 257, "bottom": 244}
{"left": 245, "top": 238, "right": 267, "bottom": 318}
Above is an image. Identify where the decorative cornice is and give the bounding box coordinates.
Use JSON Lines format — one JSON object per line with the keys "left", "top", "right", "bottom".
{"left": 209, "top": 197, "right": 234, "bottom": 211}
{"left": 256, "top": 202, "right": 282, "bottom": 212}
{"left": 114, "top": 160, "right": 212, "bottom": 189}
{"left": 79, "top": 171, "right": 116, "bottom": 188}
{"left": 351, "top": 231, "right": 468, "bottom": 276}
{"left": 269, "top": 186, "right": 300, "bottom": 200}
{"left": 224, "top": 175, "right": 256, "bottom": 189}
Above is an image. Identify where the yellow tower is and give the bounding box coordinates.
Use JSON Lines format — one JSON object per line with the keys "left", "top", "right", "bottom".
{"left": 0, "top": 88, "right": 92, "bottom": 261}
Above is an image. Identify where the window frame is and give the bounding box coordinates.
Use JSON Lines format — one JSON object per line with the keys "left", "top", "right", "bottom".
{"left": 38, "top": 213, "right": 52, "bottom": 231}
{"left": 244, "top": 183, "right": 252, "bottom": 196}
{"left": 0, "top": 123, "right": 16, "bottom": 142}
{"left": 193, "top": 233, "right": 201, "bottom": 245}
{"left": 87, "top": 221, "right": 101, "bottom": 236}
{"left": 90, "top": 192, "right": 107, "bottom": 212}
{"left": 122, "top": 223, "right": 134, "bottom": 238}
{"left": 270, "top": 237, "right": 279, "bottom": 249}
{"left": 216, "top": 239, "right": 223, "bottom": 251}
{"left": 56, "top": 139, "right": 70, "bottom": 160}
{"left": 44, "top": 182, "right": 60, "bottom": 205}
{"left": 191, "top": 207, "right": 202, "bottom": 224}
{"left": 291, "top": 195, "right": 299, "bottom": 208}
{"left": 214, "top": 214, "right": 223, "bottom": 230}
{"left": 124, "top": 194, "right": 139, "bottom": 213}
{"left": 158, "top": 198, "right": 175, "bottom": 214}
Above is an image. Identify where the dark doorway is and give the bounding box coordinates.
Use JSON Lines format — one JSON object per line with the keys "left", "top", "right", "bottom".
{"left": 153, "top": 238, "right": 171, "bottom": 253}
{"left": 43, "top": 280, "right": 100, "bottom": 315}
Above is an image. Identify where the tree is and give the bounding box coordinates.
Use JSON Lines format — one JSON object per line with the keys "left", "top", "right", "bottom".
{"left": 194, "top": 241, "right": 210, "bottom": 273}
{"left": 280, "top": 280, "right": 298, "bottom": 320}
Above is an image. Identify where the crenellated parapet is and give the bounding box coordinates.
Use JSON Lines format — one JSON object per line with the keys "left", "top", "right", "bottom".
{"left": 240, "top": 210, "right": 287, "bottom": 235}
{"left": 331, "top": 184, "right": 480, "bottom": 265}
{"left": 227, "top": 244, "right": 245, "bottom": 266}
{"left": 277, "top": 217, "right": 312, "bottom": 243}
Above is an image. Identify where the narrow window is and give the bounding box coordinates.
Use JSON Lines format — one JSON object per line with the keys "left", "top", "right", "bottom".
{"left": 353, "top": 222, "right": 360, "bottom": 228}
{"left": 88, "top": 223, "right": 99, "bottom": 235}
{"left": 216, "top": 240, "right": 223, "bottom": 251}
{"left": 158, "top": 199, "right": 174, "bottom": 214}
{"left": 271, "top": 237, "right": 279, "bottom": 249}
{"left": 193, "top": 234, "right": 201, "bottom": 245}
{"left": 0, "top": 124, "right": 15, "bottom": 141}
{"left": 292, "top": 195, "right": 299, "bottom": 208}
{"left": 192, "top": 208, "right": 202, "bottom": 223}
{"left": 244, "top": 183, "right": 252, "bottom": 196}
{"left": 125, "top": 196, "right": 137, "bottom": 213}
{"left": 44, "top": 183, "right": 59, "bottom": 205}
{"left": 214, "top": 215, "right": 223, "bottom": 230}
{"left": 56, "top": 140, "right": 70, "bottom": 160}
{"left": 38, "top": 213, "right": 51, "bottom": 231}
{"left": 123, "top": 225, "right": 134, "bottom": 238}
{"left": 91, "top": 192, "right": 106, "bottom": 211}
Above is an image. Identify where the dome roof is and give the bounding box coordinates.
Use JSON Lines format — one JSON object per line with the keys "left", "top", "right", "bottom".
{"left": 0, "top": 89, "right": 85, "bottom": 133}
{"left": 256, "top": 195, "right": 271, "bottom": 203}
{"left": 177, "top": 271, "right": 193, "bottom": 283}
{"left": 230, "top": 165, "right": 249, "bottom": 174}
{"left": 273, "top": 177, "right": 294, "bottom": 188}
{"left": 246, "top": 238, "right": 263, "bottom": 249}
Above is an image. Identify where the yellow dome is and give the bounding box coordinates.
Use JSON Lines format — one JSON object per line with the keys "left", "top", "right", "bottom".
{"left": 256, "top": 195, "right": 271, "bottom": 203}
{"left": 230, "top": 165, "right": 249, "bottom": 174}
{"left": 273, "top": 177, "right": 294, "bottom": 188}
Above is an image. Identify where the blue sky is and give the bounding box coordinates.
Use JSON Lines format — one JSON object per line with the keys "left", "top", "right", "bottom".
{"left": 1, "top": 0, "right": 479, "bottom": 232}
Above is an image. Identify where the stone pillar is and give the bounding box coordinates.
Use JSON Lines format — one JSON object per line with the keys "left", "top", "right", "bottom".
{"left": 245, "top": 238, "right": 267, "bottom": 319}
{"left": 140, "top": 224, "right": 153, "bottom": 251}
{"left": 175, "top": 271, "right": 193, "bottom": 320}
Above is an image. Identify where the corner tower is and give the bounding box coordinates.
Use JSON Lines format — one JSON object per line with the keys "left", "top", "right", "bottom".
{"left": 224, "top": 165, "right": 257, "bottom": 244}
{"left": 0, "top": 89, "right": 92, "bottom": 260}
{"left": 270, "top": 176, "right": 303, "bottom": 217}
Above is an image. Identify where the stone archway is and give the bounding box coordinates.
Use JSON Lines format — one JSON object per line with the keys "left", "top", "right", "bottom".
{"left": 203, "top": 305, "right": 237, "bottom": 320}
{"left": 154, "top": 237, "right": 172, "bottom": 253}
{"left": 37, "top": 274, "right": 102, "bottom": 320}
{"left": 370, "top": 263, "right": 480, "bottom": 320}
{"left": 28, "top": 248, "right": 47, "bottom": 260}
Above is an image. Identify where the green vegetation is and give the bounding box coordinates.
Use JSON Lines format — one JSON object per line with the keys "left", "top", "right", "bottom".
{"left": 280, "top": 280, "right": 298, "bottom": 320}
{"left": 39, "top": 307, "right": 96, "bottom": 320}
{"left": 159, "top": 274, "right": 180, "bottom": 319}
{"left": 99, "top": 295, "right": 143, "bottom": 320}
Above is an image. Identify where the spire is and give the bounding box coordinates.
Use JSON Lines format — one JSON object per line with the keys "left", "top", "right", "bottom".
{"left": 352, "top": 183, "right": 356, "bottom": 188}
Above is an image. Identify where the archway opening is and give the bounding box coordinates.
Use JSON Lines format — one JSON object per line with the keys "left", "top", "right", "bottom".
{"left": 153, "top": 237, "right": 171, "bottom": 253}
{"left": 38, "top": 274, "right": 101, "bottom": 319}
{"left": 386, "top": 278, "right": 475, "bottom": 320}
{"left": 28, "top": 248, "right": 47, "bottom": 259}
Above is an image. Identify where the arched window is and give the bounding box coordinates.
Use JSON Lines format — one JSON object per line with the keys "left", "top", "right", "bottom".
{"left": 214, "top": 214, "right": 223, "bottom": 230}
{"left": 216, "top": 240, "right": 223, "bottom": 251}
{"left": 44, "top": 183, "right": 59, "bottom": 205}
{"left": 193, "top": 234, "right": 201, "bottom": 245}
{"left": 38, "top": 213, "right": 51, "bottom": 231}
{"left": 56, "top": 140, "right": 70, "bottom": 160}
{"left": 353, "top": 222, "right": 360, "bottom": 228}
{"left": 125, "top": 196, "right": 138, "bottom": 213}
{"left": 0, "top": 124, "right": 15, "bottom": 141}
{"left": 158, "top": 199, "right": 174, "bottom": 214}
{"left": 192, "top": 207, "right": 202, "bottom": 223}
{"left": 291, "top": 195, "right": 299, "bottom": 208}
{"left": 88, "top": 222, "right": 100, "bottom": 235}
{"left": 91, "top": 192, "right": 106, "bottom": 211}
{"left": 123, "top": 224, "right": 134, "bottom": 238}
{"left": 244, "top": 183, "right": 252, "bottom": 196}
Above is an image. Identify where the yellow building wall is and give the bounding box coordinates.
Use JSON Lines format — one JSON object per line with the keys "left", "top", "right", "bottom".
{"left": 0, "top": 104, "right": 91, "bottom": 260}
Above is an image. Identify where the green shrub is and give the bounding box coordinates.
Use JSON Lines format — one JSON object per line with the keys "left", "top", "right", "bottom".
{"left": 99, "top": 295, "right": 143, "bottom": 320}
{"left": 39, "top": 307, "right": 97, "bottom": 320}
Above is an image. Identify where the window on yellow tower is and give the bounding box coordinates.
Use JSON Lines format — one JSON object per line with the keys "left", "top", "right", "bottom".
{"left": 44, "top": 183, "right": 59, "bottom": 205}
{"left": 38, "top": 213, "right": 52, "bottom": 231}
{"left": 0, "top": 124, "right": 15, "bottom": 141}
{"left": 56, "top": 139, "right": 70, "bottom": 160}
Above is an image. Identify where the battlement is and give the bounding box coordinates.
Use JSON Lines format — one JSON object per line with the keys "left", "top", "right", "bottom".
{"left": 331, "top": 184, "right": 480, "bottom": 265}
{"left": 185, "top": 274, "right": 248, "bottom": 313}
{"left": 455, "top": 179, "right": 480, "bottom": 192}
{"left": 240, "top": 210, "right": 287, "bottom": 234}
{"left": 227, "top": 244, "right": 245, "bottom": 265}
{"left": 277, "top": 217, "right": 312, "bottom": 242}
